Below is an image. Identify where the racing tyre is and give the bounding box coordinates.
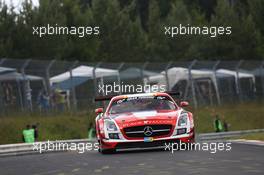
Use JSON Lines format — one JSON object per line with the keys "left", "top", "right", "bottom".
{"left": 98, "top": 140, "right": 116, "bottom": 154}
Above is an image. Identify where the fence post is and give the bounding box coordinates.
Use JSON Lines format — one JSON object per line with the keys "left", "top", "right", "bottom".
{"left": 93, "top": 62, "right": 101, "bottom": 97}
{"left": 16, "top": 78, "right": 24, "bottom": 111}
{"left": 21, "top": 59, "right": 32, "bottom": 112}
{"left": 45, "top": 60, "right": 56, "bottom": 97}
{"left": 235, "top": 60, "right": 244, "bottom": 102}
{"left": 141, "top": 62, "right": 149, "bottom": 86}
{"left": 188, "top": 60, "right": 197, "bottom": 108}
{"left": 69, "top": 61, "right": 79, "bottom": 111}
{"left": 117, "top": 62, "right": 124, "bottom": 94}
{"left": 0, "top": 58, "right": 6, "bottom": 65}
{"left": 261, "top": 61, "right": 264, "bottom": 100}
{"left": 213, "top": 60, "right": 221, "bottom": 105}
{"left": 165, "top": 61, "right": 172, "bottom": 91}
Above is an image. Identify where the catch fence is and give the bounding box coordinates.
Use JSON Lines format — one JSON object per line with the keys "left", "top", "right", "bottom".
{"left": 0, "top": 58, "right": 263, "bottom": 114}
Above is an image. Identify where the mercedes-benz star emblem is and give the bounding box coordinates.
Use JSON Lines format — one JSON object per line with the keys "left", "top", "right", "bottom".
{"left": 143, "top": 126, "right": 153, "bottom": 136}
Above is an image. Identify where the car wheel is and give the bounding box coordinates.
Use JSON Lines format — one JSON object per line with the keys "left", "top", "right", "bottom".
{"left": 97, "top": 140, "right": 102, "bottom": 153}
{"left": 98, "top": 140, "right": 116, "bottom": 154}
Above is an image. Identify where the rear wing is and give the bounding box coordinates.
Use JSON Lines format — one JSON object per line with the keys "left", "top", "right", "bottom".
{"left": 94, "top": 95, "right": 115, "bottom": 102}
{"left": 94, "top": 91, "right": 181, "bottom": 102}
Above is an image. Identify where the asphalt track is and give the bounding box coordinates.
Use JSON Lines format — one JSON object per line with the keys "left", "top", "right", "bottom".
{"left": 1, "top": 143, "right": 263, "bottom": 175}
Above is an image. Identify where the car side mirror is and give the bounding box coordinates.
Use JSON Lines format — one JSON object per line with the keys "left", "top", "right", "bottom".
{"left": 180, "top": 101, "right": 189, "bottom": 107}
{"left": 95, "top": 108, "right": 103, "bottom": 114}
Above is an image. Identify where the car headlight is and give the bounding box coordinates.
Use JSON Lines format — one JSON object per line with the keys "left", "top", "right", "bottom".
{"left": 105, "top": 119, "right": 118, "bottom": 131}
{"left": 178, "top": 113, "right": 188, "bottom": 127}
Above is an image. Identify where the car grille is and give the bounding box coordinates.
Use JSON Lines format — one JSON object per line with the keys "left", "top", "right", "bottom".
{"left": 123, "top": 125, "right": 172, "bottom": 138}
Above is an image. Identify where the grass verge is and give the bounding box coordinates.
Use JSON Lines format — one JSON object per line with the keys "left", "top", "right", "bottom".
{"left": 0, "top": 102, "right": 263, "bottom": 145}
{"left": 0, "top": 112, "right": 93, "bottom": 145}
{"left": 192, "top": 102, "right": 264, "bottom": 133}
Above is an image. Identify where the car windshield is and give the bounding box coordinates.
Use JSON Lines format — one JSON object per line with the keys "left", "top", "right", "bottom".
{"left": 109, "top": 96, "right": 176, "bottom": 114}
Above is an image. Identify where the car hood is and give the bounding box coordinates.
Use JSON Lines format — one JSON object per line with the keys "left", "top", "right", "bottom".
{"left": 108, "top": 110, "right": 180, "bottom": 129}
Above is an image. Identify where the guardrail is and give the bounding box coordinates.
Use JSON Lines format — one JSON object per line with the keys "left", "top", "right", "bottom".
{"left": 198, "top": 129, "right": 264, "bottom": 141}
{"left": 0, "top": 129, "right": 263, "bottom": 157}
{"left": 0, "top": 139, "right": 94, "bottom": 157}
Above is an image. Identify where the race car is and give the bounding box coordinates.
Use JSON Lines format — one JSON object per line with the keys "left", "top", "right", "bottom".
{"left": 95, "top": 92, "right": 195, "bottom": 154}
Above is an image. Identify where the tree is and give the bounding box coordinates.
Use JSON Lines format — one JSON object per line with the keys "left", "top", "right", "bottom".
{"left": 59, "top": 0, "right": 99, "bottom": 61}
{"left": 92, "top": 0, "right": 146, "bottom": 62}
{"left": 249, "top": 0, "right": 264, "bottom": 58}
{"left": 208, "top": 0, "right": 261, "bottom": 60}
{"left": 165, "top": 0, "right": 193, "bottom": 60}
{"left": 13, "top": 0, "right": 68, "bottom": 59}
{"left": 146, "top": 0, "right": 169, "bottom": 61}
{"left": 0, "top": 2, "right": 16, "bottom": 58}
{"left": 0, "top": 0, "right": 263, "bottom": 61}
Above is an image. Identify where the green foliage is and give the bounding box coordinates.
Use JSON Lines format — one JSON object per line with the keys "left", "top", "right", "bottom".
{"left": 209, "top": 0, "right": 261, "bottom": 59}
{"left": 193, "top": 102, "right": 264, "bottom": 133}
{"left": 0, "top": 111, "right": 94, "bottom": 144}
{"left": 0, "top": 0, "right": 263, "bottom": 61}
{"left": 0, "top": 103, "right": 263, "bottom": 144}
{"left": 0, "top": 3, "right": 16, "bottom": 57}
{"left": 166, "top": 0, "right": 193, "bottom": 59}
{"left": 92, "top": 0, "right": 146, "bottom": 62}
{"left": 146, "top": 0, "right": 169, "bottom": 61}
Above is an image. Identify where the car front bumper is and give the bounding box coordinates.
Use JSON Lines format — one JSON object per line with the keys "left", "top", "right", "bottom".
{"left": 100, "top": 132, "right": 195, "bottom": 150}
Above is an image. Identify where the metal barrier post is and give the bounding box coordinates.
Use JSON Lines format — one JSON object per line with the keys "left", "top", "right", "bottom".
{"left": 188, "top": 60, "right": 197, "bottom": 108}
{"left": 45, "top": 60, "right": 56, "bottom": 96}
{"left": 16, "top": 78, "right": 24, "bottom": 111}
{"left": 141, "top": 62, "right": 149, "bottom": 86}
{"left": 0, "top": 58, "right": 6, "bottom": 65}
{"left": 261, "top": 61, "right": 264, "bottom": 99}
{"left": 213, "top": 60, "right": 221, "bottom": 105}
{"left": 165, "top": 61, "right": 172, "bottom": 91}
{"left": 93, "top": 62, "right": 101, "bottom": 97}
{"left": 21, "top": 59, "right": 32, "bottom": 111}
{"left": 117, "top": 62, "right": 124, "bottom": 94}
{"left": 235, "top": 60, "right": 244, "bottom": 102}
{"left": 0, "top": 58, "right": 6, "bottom": 114}
{"left": 69, "top": 61, "right": 79, "bottom": 111}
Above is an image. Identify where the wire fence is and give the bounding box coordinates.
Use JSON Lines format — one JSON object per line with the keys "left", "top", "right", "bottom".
{"left": 0, "top": 58, "right": 263, "bottom": 115}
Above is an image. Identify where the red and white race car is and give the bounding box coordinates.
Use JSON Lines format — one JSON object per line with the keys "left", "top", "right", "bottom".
{"left": 95, "top": 92, "right": 195, "bottom": 154}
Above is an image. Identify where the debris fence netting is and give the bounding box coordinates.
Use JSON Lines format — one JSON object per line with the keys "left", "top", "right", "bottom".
{"left": 0, "top": 58, "right": 263, "bottom": 113}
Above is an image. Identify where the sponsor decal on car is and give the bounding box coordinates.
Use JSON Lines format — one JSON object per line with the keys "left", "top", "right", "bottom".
{"left": 144, "top": 137, "right": 154, "bottom": 142}
{"left": 122, "top": 120, "right": 173, "bottom": 127}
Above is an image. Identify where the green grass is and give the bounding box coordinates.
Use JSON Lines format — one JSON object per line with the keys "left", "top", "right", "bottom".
{"left": 192, "top": 103, "right": 264, "bottom": 133}
{"left": 0, "top": 102, "right": 263, "bottom": 145}
{"left": 0, "top": 112, "right": 94, "bottom": 145}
